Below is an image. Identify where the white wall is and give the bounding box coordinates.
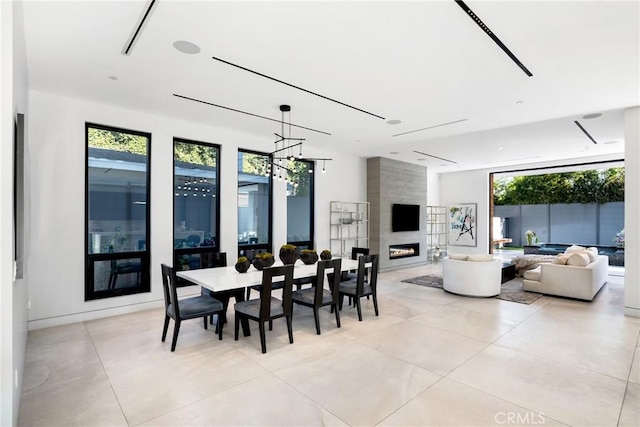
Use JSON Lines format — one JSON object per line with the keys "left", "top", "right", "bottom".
{"left": 439, "top": 169, "right": 491, "bottom": 254}
{"left": 2, "top": 1, "right": 30, "bottom": 424}
{"left": 624, "top": 106, "right": 640, "bottom": 317}
{"left": 26, "top": 91, "right": 366, "bottom": 329}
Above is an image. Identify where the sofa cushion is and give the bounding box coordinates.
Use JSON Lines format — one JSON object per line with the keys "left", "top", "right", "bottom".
{"left": 553, "top": 254, "right": 569, "bottom": 265}
{"left": 585, "top": 247, "right": 599, "bottom": 262}
{"left": 523, "top": 266, "right": 541, "bottom": 281}
{"left": 567, "top": 252, "right": 590, "bottom": 267}
{"left": 467, "top": 254, "right": 494, "bottom": 262}
{"left": 564, "top": 245, "right": 586, "bottom": 255}
{"left": 448, "top": 253, "right": 468, "bottom": 261}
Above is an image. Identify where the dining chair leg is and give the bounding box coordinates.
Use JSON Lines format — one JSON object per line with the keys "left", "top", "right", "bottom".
{"left": 338, "top": 294, "right": 344, "bottom": 310}
{"left": 161, "top": 316, "right": 170, "bottom": 342}
{"left": 171, "top": 320, "right": 181, "bottom": 352}
{"left": 355, "top": 298, "right": 363, "bottom": 321}
{"left": 313, "top": 308, "right": 321, "bottom": 335}
{"left": 286, "top": 315, "right": 294, "bottom": 344}
{"left": 203, "top": 316, "right": 208, "bottom": 330}
{"left": 258, "top": 321, "right": 267, "bottom": 354}
{"left": 268, "top": 319, "right": 273, "bottom": 331}
{"left": 372, "top": 294, "right": 379, "bottom": 316}
{"left": 333, "top": 303, "right": 341, "bottom": 328}
{"left": 234, "top": 315, "right": 240, "bottom": 341}
{"left": 217, "top": 317, "right": 223, "bottom": 340}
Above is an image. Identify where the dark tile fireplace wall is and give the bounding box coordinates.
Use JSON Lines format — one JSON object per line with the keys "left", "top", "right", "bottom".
{"left": 367, "top": 157, "right": 428, "bottom": 272}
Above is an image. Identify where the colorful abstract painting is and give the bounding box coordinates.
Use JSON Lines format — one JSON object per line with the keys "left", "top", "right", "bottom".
{"left": 448, "top": 204, "right": 477, "bottom": 247}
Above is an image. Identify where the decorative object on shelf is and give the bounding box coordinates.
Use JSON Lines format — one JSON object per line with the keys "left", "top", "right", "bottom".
{"left": 300, "top": 249, "right": 319, "bottom": 265}
{"left": 279, "top": 244, "right": 300, "bottom": 265}
{"left": 252, "top": 252, "right": 275, "bottom": 270}
{"left": 262, "top": 105, "right": 333, "bottom": 183}
{"left": 235, "top": 257, "right": 251, "bottom": 273}
{"left": 320, "top": 249, "right": 332, "bottom": 260}
{"left": 614, "top": 229, "right": 625, "bottom": 248}
{"left": 340, "top": 217, "right": 354, "bottom": 224}
{"left": 525, "top": 230, "right": 538, "bottom": 246}
{"left": 448, "top": 203, "right": 477, "bottom": 247}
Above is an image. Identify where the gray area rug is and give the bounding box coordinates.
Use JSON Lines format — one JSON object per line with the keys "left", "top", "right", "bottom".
{"left": 401, "top": 274, "right": 542, "bottom": 305}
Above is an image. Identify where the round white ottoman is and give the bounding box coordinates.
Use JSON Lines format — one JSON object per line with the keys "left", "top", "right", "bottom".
{"left": 442, "top": 257, "right": 502, "bottom": 297}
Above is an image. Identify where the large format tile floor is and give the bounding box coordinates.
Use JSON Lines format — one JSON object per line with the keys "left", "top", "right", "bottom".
{"left": 19, "top": 264, "right": 640, "bottom": 426}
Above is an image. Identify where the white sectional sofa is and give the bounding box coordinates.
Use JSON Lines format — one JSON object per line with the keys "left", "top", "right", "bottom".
{"left": 522, "top": 254, "right": 608, "bottom": 300}
{"left": 442, "top": 255, "right": 502, "bottom": 297}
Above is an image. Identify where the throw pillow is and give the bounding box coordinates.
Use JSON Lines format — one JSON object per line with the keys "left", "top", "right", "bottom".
{"left": 585, "top": 247, "right": 598, "bottom": 262}
{"left": 553, "top": 254, "right": 569, "bottom": 265}
{"left": 567, "top": 252, "right": 590, "bottom": 267}
{"left": 564, "top": 244, "right": 586, "bottom": 255}
{"left": 448, "top": 253, "right": 468, "bottom": 261}
{"left": 467, "top": 254, "right": 494, "bottom": 262}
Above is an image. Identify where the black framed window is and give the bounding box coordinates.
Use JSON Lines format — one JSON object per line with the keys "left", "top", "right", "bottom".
{"left": 237, "top": 149, "right": 272, "bottom": 257}
{"left": 85, "top": 123, "right": 151, "bottom": 300}
{"left": 173, "top": 138, "right": 220, "bottom": 270}
{"left": 287, "top": 159, "right": 314, "bottom": 250}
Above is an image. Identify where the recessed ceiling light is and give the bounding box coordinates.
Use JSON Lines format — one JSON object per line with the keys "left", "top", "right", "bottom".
{"left": 173, "top": 40, "right": 201, "bottom": 54}
{"left": 389, "top": 151, "right": 399, "bottom": 155}
{"left": 515, "top": 100, "right": 523, "bottom": 105}
{"left": 582, "top": 113, "right": 602, "bottom": 120}
{"left": 108, "top": 75, "right": 118, "bottom": 80}
{"left": 387, "top": 119, "right": 402, "bottom": 125}
{"left": 498, "top": 147, "right": 504, "bottom": 150}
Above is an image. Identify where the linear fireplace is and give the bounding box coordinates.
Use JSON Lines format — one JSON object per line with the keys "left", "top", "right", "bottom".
{"left": 389, "top": 243, "right": 420, "bottom": 260}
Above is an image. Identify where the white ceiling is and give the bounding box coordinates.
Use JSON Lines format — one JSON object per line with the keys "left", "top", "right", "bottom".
{"left": 20, "top": 0, "right": 639, "bottom": 172}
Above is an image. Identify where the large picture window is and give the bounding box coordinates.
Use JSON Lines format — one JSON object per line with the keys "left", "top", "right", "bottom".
{"left": 85, "top": 123, "right": 151, "bottom": 300}
{"left": 174, "top": 138, "right": 220, "bottom": 271}
{"left": 287, "top": 159, "right": 314, "bottom": 250}
{"left": 238, "top": 150, "right": 272, "bottom": 256}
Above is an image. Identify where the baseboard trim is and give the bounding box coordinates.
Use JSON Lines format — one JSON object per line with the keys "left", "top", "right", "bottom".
{"left": 28, "top": 299, "right": 165, "bottom": 330}
{"left": 624, "top": 306, "right": 640, "bottom": 318}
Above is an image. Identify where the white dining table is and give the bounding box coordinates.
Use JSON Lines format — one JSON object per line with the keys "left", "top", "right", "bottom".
{"left": 177, "top": 258, "right": 360, "bottom": 337}
{"left": 176, "top": 258, "right": 359, "bottom": 293}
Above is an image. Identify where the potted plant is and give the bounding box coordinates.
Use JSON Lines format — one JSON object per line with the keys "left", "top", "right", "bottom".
{"left": 279, "top": 244, "right": 300, "bottom": 265}
{"left": 525, "top": 230, "right": 538, "bottom": 246}
{"left": 252, "top": 252, "right": 275, "bottom": 270}
{"left": 300, "top": 249, "right": 319, "bottom": 265}
{"left": 320, "top": 249, "right": 332, "bottom": 260}
{"left": 235, "top": 256, "right": 251, "bottom": 273}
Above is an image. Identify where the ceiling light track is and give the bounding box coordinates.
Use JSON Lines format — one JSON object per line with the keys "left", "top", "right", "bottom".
{"left": 574, "top": 121, "right": 598, "bottom": 144}
{"left": 454, "top": 0, "right": 533, "bottom": 77}
{"left": 210, "top": 55, "right": 386, "bottom": 120}
{"left": 172, "top": 94, "right": 332, "bottom": 136}
{"left": 122, "top": 0, "right": 157, "bottom": 55}
{"left": 393, "top": 119, "right": 467, "bottom": 137}
{"left": 413, "top": 150, "right": 457, "bottom": 164}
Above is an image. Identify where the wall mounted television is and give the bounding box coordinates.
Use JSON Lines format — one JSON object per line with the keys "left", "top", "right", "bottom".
{"left": 392, "top": 203, "right": 420, "bottom": 232}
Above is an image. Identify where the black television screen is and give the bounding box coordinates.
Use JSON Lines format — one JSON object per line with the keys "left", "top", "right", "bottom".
{"left": 392, "top": 204, "right": 420, "bottom": 232}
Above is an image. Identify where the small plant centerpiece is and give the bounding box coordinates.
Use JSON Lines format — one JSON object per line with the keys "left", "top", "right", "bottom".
{"left": 320, "top": 249, "right": 332, "bottom": 260}
{"left": 300, "top": 249, "right": 319, "bottom": 265}
{"left": 279, "top": 244, "right": 300, "bottom": 265}
{"left": 252, "top": 252, "right": 275, "bottom": 270}
{"left": 235, "top": 256, "right": 251, "bottom": 273}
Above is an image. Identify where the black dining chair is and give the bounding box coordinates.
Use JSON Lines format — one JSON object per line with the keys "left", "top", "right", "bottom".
{"left": 160, "top": 264, "right": 225, "bottom": 351}
{"left": 338, "top": 254, "right": 379, "bottom": 321}
{"left": 234, "top": 265, "right": 294, "bottom": 354}
{"left": 292, "top": 258, "right": 342, "bottom": 335}
{"left": 198, "top": 252, "right": 232, "bottom": 327}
